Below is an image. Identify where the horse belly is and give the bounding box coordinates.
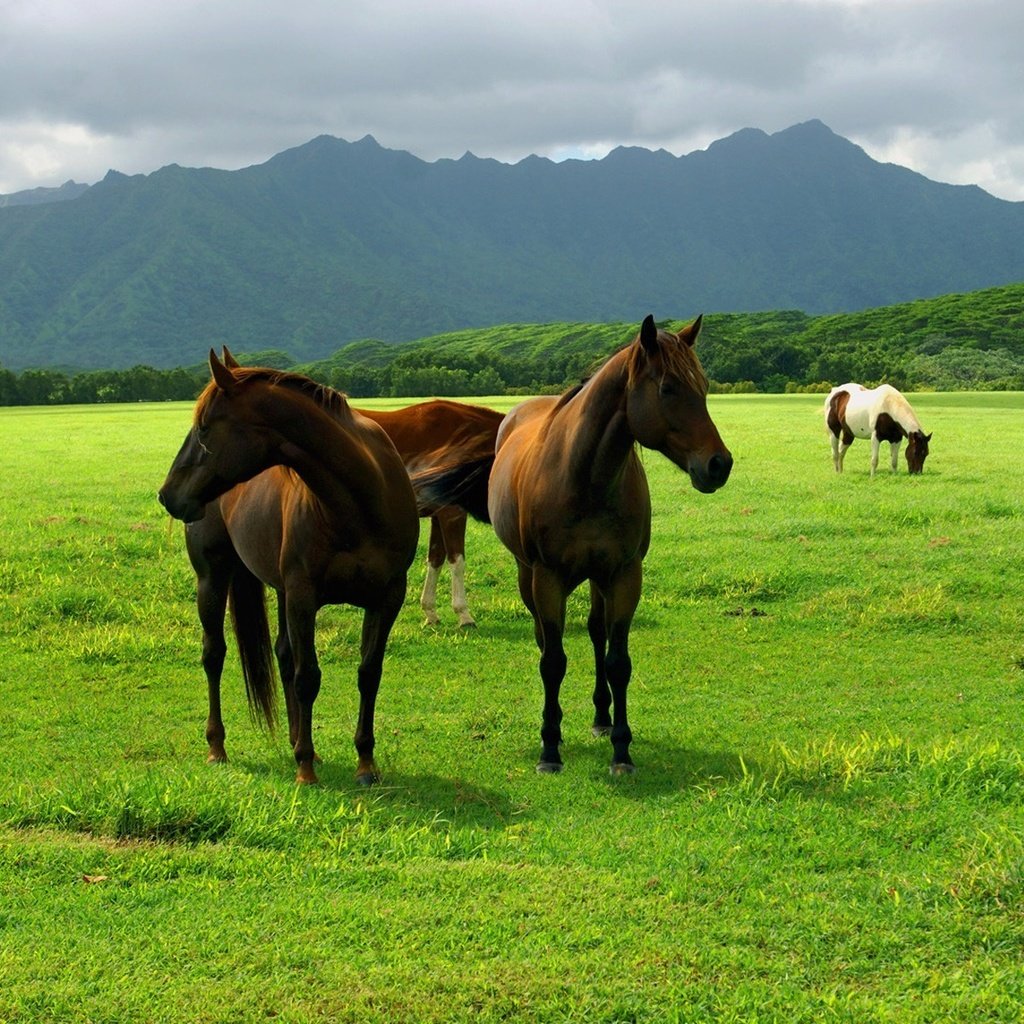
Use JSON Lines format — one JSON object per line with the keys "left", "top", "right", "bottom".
{"left": 320, "top": 545, "right": 408, "bottom": 608}
{"left": 843, "top": 400, "right": 874, "bottom": 439}
{"left": 218, "top": 475, "right": 288, "bottom": 589}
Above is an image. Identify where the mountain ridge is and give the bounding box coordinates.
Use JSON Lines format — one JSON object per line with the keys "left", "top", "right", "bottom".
{"left": 1, "top": 121, "right": 1022, "bottom": 371}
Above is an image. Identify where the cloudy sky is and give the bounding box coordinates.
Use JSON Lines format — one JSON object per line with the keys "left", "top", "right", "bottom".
{"left": 2, "top": 0, "right": 1023, "bottom": 200}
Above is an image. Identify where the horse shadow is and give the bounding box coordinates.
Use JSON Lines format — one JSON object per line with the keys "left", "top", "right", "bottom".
{"left": 560, "top": 736, "right": 756, "bottom": 797}
{"left": 230, "top": 752, "right": 519, "bottom": 832}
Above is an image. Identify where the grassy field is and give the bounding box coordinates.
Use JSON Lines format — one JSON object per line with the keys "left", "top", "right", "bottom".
{"left": 2, "top": 390, "right": 1023, "bottom": 1023}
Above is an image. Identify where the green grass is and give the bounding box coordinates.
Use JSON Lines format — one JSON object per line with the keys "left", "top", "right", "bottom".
{"left": 2, "top": 393, "right": 1024, "bottom": 1022}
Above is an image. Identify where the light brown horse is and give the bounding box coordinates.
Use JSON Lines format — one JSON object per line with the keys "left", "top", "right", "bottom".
{"left": 487, "top": 315, "right": 732, "bottom": 774}
{"left": 356, "top": 400, "right": 503, "bottom": 628}
{"left": 158, "top": 350, "right": 419, "bottom": 785}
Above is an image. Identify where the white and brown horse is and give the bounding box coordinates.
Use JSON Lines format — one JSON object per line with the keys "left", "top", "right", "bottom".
{"left": 825, "top": 383, "right": 932, "bottom": 475}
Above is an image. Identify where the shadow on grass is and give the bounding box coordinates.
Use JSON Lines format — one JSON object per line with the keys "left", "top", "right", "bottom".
{"left": 558, "top": 736, "right": 757, "bottom": 797}
{"left": 374, "top": 771, "right": 521, "bottom": 830}
{"left": 231, "top": 753, "right": 519, "bottom": 832}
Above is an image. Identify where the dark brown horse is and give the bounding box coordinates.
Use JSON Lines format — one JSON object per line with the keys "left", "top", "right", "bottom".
{"left": 356, "top": 400, "right": 503, "bottom": 628}
{"left": 158, "top": 350, "right": 418, "bottom": 784}
{"left": 487, "top": 315, "right": 731, "bottom": 774}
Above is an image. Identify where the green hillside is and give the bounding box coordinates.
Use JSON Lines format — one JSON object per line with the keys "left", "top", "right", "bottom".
{"left": 297, "top": 282, "right": 1024, "bottom": 396}
{"left": 3, "top": 283, "right": 1022, "bottom": 405}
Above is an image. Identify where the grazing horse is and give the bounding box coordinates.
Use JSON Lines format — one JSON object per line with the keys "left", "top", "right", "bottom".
{"left": 483, "top": 315, "right": 731, "bottom": 774}
{"left": 158, "top": 350, "right": 419, "bottom": 785}
{"left": 356, "top": 401, "right": 503, "bottom": 628}
{"left": 825, "top": 383, "right": 932, "bottom": 475}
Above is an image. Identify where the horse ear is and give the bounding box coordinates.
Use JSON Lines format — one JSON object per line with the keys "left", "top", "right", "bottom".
{"left": 209, "top": 349, "right": 238, "bottom": 394}
{"left": 221, "top": 346, "right": 241, "bottom": 369}
{"left": 676, "top": 314, "right": 703, "bottom": 348}
{"left": 926, "top": 433, "right": 933, "bottom": 442}
{"left": 639, "top": 314, "right": 658, "bottom": 354}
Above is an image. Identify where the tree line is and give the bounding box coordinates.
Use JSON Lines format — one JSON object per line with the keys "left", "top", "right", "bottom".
{"left": 0, "top": 364, "right": 206, "bottom": 406}
{"left": 3, "top": 341, "right": 1022, "bottom": 407}
{"left": 3, "top": 341, "right": 1020, "bottom": 408}
{"left": 3, "top": 282, "right": 1023, "bottom": 405}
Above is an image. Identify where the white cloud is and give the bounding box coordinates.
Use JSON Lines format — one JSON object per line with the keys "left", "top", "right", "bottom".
{"left": 0, "top": 0, "right": 1022, "bottom": 200}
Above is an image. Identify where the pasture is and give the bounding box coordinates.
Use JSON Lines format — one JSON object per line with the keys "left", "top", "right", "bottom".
{"left": 2, "top": 390, "right": 1023, "bottom": 1023}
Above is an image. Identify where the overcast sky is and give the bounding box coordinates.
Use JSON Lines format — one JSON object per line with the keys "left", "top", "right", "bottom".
{"left": 2, "top": 0, "right": 1023, "bottom": 201}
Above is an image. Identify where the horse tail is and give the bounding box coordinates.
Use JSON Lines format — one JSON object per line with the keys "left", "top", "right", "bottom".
{"left": 227, "top": 563, "right": 278, "bottom": 731}
{"left": 412, "top": 454, "right": 495, "bottom": 524}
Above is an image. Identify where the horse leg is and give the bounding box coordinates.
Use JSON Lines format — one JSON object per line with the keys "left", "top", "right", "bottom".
{"left": 529, "top": 565, "right": 568, "bottom": 773}
{"left": 870, "top": 432, "right": 881, "bottom": 476}
{"left": 186, "top": 516, "right": 237, "bottom": 764}
{"left": 588, "top": 582, "right": 612, "bottom": 736}
{"left": 284, "top": 589, "right": 322, "bottom": 784}
{"left": 196, "top": 569, "right": 230, "bottom": 763}
{"left": 829, "top": 432, "right": 842, "bottom": 473}
{"left": 837, "top": 426, "right": 854, "bottom": 472}
{"left": 352, "top": 575, "right": 406, "bottom": 786}
{"left": 274, "top": 592, "right": 299, "bottom": 748}
{"left": 890, "top": 439, "right": 902, "bottom": 473}
{"left": 603, "top": 560, "right": 642, "bottom": 774}
{"left": 438, "top": 507, "right": 475, "bottom": 628}
{"left": 419, "top": 516, "right": 443, "bottom": 626}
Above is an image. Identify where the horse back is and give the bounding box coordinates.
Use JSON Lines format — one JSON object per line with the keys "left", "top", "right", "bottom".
{"left": 359, "top": 400, "right": 503, "bottom": 465}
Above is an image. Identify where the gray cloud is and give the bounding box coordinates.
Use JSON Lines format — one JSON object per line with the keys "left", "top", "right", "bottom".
{"left": 1, "top": 0, "right": 1023, "bottom": 200}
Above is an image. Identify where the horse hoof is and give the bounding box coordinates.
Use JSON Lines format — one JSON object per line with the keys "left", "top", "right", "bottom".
{"left": 206, "top": 752, "right": 228, "bottom": 764}
{"left": 355, "top": 771, "right": 380, "bottom": 787}
{"left": 536, "top": 761, "right": 563, "bottom": 774}
{"left": 295, "top": 765, "right": 320, "bottom": 785}
{"left": 609, "top": 762, "right": 636, "bottom": 777}
{"left": 458, "top": 620, "right": 478, "bottom": 630}
{"left": 591, "top": 725, "right": 612, "bottom": 738}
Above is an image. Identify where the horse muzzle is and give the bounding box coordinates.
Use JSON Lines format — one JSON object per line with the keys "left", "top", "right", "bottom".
{"left": 157, "top": 488, "right": 207, "bottom": 523}
{"left": 688, "top": 451, "right": 733, "bottom": 493}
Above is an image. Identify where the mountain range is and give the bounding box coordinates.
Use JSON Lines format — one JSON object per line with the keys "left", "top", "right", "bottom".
{"left": 2, "top": 120, "right": 1023, "bottom": 371}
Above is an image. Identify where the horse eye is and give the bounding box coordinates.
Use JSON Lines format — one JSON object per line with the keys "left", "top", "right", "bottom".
{"left": 195, "top": 424, "right": 212, "bottom": 454}
{"left": 659, "top": 381, "right": 680, "bottom": 397}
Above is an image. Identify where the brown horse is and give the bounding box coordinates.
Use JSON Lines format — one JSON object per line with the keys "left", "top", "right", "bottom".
{"left": 356, "top": 400, "right": 503, "bottom": 628}
{"left": 487, "top": 315, "right": 731, "bottom": 774}
{"left": 158, "top": 350, "right": 418, "bottom": 785}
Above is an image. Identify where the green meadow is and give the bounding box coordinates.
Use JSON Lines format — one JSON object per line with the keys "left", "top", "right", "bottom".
{"left": 2, "top": 391, "right": 1023, "bottom": 1023}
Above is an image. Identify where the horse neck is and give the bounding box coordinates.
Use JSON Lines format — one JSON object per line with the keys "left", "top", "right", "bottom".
{"left": 881, "top": 390, "right": 922, "bottom": 434}
{"left": 268, "top": 394, "right": 390, "bottom": 527}
{"left": 557, "top": 350, "right": 637, "bottom": 490}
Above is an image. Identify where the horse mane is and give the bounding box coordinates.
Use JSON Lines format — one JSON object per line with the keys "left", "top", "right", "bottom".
{"left": 194, "top": 366, "right": 351, "bottom": 425}
{"left": 552, "top": 379, "right": 587, "bottom": 412}
{"left": 553, "top": 324, "right": 708, "bottom": 412}
{"left": 626, "top": 328, "right": 708, "bottom": 395}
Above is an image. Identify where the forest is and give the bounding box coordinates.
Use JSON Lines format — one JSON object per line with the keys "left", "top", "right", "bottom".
{"left": 2, "top": 282, "right": 1022, "bottom": 406}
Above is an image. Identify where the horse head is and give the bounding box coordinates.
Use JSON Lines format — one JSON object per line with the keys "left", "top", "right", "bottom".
{"left": 625, "top": 314, "right": 732, "bottom": 493}
{"left": 157, "top": 350, "right": 284, "bottom": 521}
{"left": 906, "top": 430, "right": 932, "bottom": 474}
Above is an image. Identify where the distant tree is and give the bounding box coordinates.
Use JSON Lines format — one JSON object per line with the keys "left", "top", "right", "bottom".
{"left": 16, "top": 369, "right": 69, "bottom": 405}
{"left": 0, "top": 366, "right": 18, "bottom": 405}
